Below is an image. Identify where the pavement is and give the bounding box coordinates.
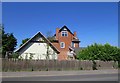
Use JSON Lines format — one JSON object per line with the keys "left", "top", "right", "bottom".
{"left": 2, "top": 69, "right": 118, "bottom": 78}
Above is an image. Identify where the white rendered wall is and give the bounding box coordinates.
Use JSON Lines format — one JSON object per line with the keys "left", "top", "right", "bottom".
{"left": 18, "top": 42, "right": 58, "bottom": 60}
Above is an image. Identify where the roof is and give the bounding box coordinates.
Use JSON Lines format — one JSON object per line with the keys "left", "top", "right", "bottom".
{"left": 15, "top": 32, "right": 60, "bottom": 54}
{"left": 73, "top": 47, "right": 81, "bottom": 54}
{"left": 73, "top": 47, "right": 86, "bottom": 54}
{"left": 69, "top": 46, "right": 75, "bottom": 51}
{"left": 54, "top": 25, "right": 74, "bottom": 36}
{"left": 59, "top": 25, "right": 74, "bottom": 35}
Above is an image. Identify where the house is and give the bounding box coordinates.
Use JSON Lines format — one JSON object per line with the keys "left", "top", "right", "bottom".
{"left": 51, "top": 25, "right": 80, "bottom": 60}
{"left": 15, "top": 32, "right": 60, "bottom": 60}
{"left": 15, "top": 25, "right": 80, "bottom": 60}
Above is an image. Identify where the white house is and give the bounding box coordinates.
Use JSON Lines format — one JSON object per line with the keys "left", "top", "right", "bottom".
{"left": 15, "top": 32, "right": 60, "bottom": 60}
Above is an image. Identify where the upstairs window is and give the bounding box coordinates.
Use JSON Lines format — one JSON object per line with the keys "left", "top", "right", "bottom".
{"left": 61, "top": 31, "right": 68, "bottom": 37}
{"left": 60, "top": 42, "right": 65, "bottom": 48}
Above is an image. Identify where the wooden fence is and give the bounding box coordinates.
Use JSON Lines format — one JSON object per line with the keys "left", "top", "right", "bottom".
{"left": 2, "top": 59, "right": 118, "bottom": 71}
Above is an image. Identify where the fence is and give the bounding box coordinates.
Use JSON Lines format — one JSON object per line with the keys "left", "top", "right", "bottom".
{"left": 2, "top": 59, "right": 118, "bottom": 72}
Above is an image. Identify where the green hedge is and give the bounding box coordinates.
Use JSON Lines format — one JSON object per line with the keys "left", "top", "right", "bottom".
{"left": 77, "top": 43, "right": 120, "bottom": 63}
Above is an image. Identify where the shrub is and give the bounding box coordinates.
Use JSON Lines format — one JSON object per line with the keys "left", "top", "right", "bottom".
{"left": 92, "top": 60, "right": 97, "bottom": 70}
{"left": 77, "top": 43, "right": 120, "bottom": 62}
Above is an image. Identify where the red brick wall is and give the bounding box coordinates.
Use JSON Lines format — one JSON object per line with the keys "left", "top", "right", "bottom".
{"left": 52, "top": 31, "right": 74, "bottom": 60}
{"left": 52, "top": 29, "right": 79, "bottom": 60}
{"left": 59, "top": 31, "right": 73, "bottom": 60}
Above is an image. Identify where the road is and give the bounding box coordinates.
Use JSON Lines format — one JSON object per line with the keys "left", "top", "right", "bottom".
{"left": 2, "top": 73, "right": 118, "bottom": 81}
{"left": 2, "top": 69, "right": 118, "bottom": 81}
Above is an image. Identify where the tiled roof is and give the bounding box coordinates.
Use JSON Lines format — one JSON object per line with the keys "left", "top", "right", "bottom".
{"left": 54, "top": 25, "right": 74, "bottom": 36}
{"left": 15, "top": 32, "right": 60, "bottom": 54}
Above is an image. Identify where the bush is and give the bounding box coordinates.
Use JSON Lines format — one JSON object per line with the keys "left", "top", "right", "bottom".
{"left": 92, "top": 60, "right": 97, "bottom": 70}
{"left": 12, "top": 52, "right": 19, "bottom": 58}
{"left": 77, "top": 43, "right": 120, "bottom": 62}
{"left": 80, "top": 67, "right": 83, "bottom": 70}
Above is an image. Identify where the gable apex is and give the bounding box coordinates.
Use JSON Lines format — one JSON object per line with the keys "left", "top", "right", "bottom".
{"left": 59, "top": 25, "right": 74, "bottom": 35}
{"left": 15, "top": 32, "right": 60, "bottom": 54}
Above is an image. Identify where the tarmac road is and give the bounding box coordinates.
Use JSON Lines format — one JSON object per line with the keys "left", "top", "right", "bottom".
{"left": 2, "top": 73, "right": 118, "bottom": 81}
{"left": 2, "top": 69, "right": 118, "bottom": 81}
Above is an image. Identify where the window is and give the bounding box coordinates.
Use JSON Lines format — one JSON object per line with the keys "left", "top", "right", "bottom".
{"left": 71, "top": 42, "right": 75, "bottom": 47}
{"left": 61, "top": 31, "right": 68, "bottom": 37}
{"left": 60, "top": 42, "right": 65, "bottom": 48}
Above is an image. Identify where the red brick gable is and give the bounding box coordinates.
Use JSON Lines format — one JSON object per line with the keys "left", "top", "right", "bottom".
{"left": 52, "top": 26, "right": 80, "bottom": 60}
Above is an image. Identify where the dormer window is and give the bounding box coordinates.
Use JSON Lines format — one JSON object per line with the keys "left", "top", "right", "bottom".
{"left": 61, "top": 31, "right": 68, "bottom": 37}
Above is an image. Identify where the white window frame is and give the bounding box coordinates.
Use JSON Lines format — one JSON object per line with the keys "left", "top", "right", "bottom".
{"left": 60, "top": 42, "right": 65, "bottom": 48}
{"left": 61, "top": 31, "right": 68, "bottom": 37}
{"left": 74, "top": 43, "right": 75, "bottom": 47}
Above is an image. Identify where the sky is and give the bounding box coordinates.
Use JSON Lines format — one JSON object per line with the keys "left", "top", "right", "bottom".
{"left": 2, "top": 2, "right": 118, "bottom": 48}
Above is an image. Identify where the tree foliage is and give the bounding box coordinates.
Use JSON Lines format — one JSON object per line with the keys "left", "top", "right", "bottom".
{"left": 2, "top": 25, "right": 17, "bottom": 58}
{"left": 77, "top": 43, "right": 120, "bottom": 62}
{"left": 46, "top": 31, "right": 54, "bottom": 42}
{"left": 0, "top": 24, "right": 2, "bottom": 57}
{"left": 20, "top": 38, "right": 30, "bottom": 47}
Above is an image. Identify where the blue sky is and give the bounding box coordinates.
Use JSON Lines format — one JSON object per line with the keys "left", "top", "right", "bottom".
{"left": 2, "top": 2, "right": 118, "bottom": 48}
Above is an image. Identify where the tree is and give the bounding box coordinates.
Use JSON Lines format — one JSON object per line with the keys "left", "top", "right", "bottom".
{"left": 77, "top": 43, "right": 120, "bottom": 62}
{"left": 0, "top": 24, "right": 2, "bottom": 57}
{"left": 46, "top": 31, "right": 54, "bottom": 42}
{"left": 45, "top": 31, "right": 53, "bottom": 60}
{"left": 20, "top": 38, "right": 30, "bottom": 46}
{"left": 2, "top": 25, "right": 17, "bottom": 58}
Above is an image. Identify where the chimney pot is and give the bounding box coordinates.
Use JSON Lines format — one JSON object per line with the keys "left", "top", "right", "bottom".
{"left": 74, "top": 31, "right": 76, "bottom": 37}
{"left": 56, "top": 28, "right": 60, "bottom": 40}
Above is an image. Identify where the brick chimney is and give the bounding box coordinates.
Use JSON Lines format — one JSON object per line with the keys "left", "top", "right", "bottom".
{"left": 74, "top": 31, "right": 76, "bottom": 37}
{"left": 56, "top": 28, "right": 60, "bottom": 40}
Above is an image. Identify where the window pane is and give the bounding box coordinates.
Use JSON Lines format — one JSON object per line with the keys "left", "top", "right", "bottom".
{"left": 65, "top": 33, "right": 67, "bottom": 36}
{"left": 61, "top": 43, "right": 63, "bottom": 47}
{"left": 61, "top": 31, "right": 68, "bottom": 37}
{"left": 60, "top": 42, "right": 65, "bottom": 48}
{"left": 62, "top": 33, "right": 64, "bottom": 36}
{"left": 72, "top": 42, "right": 74, "bottom": 47}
